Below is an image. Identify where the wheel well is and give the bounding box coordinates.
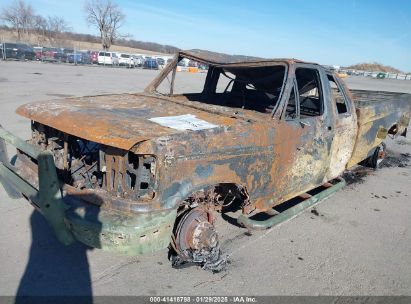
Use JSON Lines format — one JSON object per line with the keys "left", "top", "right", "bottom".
{"left": 178, "top": 183, "right": 249, "bottom": 211}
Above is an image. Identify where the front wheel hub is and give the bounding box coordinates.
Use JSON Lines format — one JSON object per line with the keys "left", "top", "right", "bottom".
{"left": 191, "top": 221, "right": 218, "bottom": 250}
{"left": 171, "top": 207, "right": 227, "bottom": 272}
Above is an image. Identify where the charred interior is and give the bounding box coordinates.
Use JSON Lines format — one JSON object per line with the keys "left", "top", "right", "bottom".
{"left": 157, "top": 61, "right": 287, "bottom": 115}
{"left": 24, "top": 121, "right": 157, "bottom": 200}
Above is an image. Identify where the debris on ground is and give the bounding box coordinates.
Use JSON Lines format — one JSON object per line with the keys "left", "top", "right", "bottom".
{"left": 342, "top": 168, "right": 370, "bottom": 185}
{"left": 380, "top": 152, "right": 410, "bottom": 168}
{"left": 343, "top": 150, "right": 410, "bottom": 185}
{"left": 396, "top": 139, "right": 411, "bottom": 146}
{"left": 311, "top": 209, "right": 320, "bottom": 216}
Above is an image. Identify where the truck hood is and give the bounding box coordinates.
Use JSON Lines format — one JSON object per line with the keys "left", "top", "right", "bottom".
{"left": 16, "top": 93, "right": 238, "bottom": 150}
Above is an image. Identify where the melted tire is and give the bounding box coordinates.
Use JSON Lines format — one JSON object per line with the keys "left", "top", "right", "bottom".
{"left": 359, "top": 142, "right": 386, "bottom": 169}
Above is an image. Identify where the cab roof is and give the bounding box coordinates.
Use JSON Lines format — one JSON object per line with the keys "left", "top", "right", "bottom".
{"left": 179, "top": 49, "right": 317, "bottom": 66}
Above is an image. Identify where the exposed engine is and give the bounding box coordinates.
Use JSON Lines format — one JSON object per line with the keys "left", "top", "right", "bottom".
{"left": 27, "top": 121, "right": 156, "bottom": 200}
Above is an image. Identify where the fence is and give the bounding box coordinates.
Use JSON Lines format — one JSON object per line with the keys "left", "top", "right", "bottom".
{"left": 342, "top": 69, "right": 411, "bottom": 81}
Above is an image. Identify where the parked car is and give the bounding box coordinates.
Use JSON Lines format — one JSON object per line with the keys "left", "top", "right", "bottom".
{"left": 60, "top": 48, "right": 73, "bottom": 62}
{"left": 188, "top": 60, "right": 198, "bottom": 67}
{"left": 118, "top": 53, "right": 135, "bottom": 67}
{"left": 97, "top": 51, "right": 119, "bottom": 65}
{"left": 90, "top": 51, "right": 98, "bottom": 64}
{"left": 0, "top": 43, "right": 36, "bottom": 60}
{"left": 133, "top": 55, "right": 144, "bottom": 67}
{"left": 143, "top": 58, "right": 159, "bottom": 69}
{"left": 376, "top": 72, "right": 386, "bottom": 79}
{"left": 67, "top": 51, "right": 92, "bottom": 64}
{"left": 40, "top": 47, "right": 69, "bottom": 62}
{"left": 33, "top": 46, "right": 43, "bottom": 60}
{"left": 41, "top": 47, "right": 59, "bottom": 62}
{"left": 337, "top": 71, "right": 348, "bottom": 78}
{"left": 177, "top": 59, "right": 187, "bottom": 67}
{"left": 156, "top": 57, "right": 165, "bottom": 66}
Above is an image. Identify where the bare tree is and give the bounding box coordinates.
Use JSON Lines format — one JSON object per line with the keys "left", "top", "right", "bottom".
{"left": 84, "top": 0, "right": 125, "bottom": 50}
{"left": 31, "top": 15, "right": 70, "bottom": 45}
{"left": 32, "top": 15, "right": 48, "bottom": 44}
{"left": 1, "top": 0, "right": 34, "bottom": 40}
{"left": 47, "top": 16, "right": 71, "bottom": 41}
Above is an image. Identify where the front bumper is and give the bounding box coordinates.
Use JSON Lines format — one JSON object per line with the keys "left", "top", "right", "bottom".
{"left": 0, "top": 126, "right": 176, "bottom": 255}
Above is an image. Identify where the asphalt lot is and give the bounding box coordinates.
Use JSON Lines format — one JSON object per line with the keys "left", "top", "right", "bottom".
{"left": 0, "top": 60, "right": 411, "bottom": 296}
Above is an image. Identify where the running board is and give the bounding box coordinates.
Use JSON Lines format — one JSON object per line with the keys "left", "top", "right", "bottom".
{"left": 237, "top": 178, "right": 346, "bottom": 230}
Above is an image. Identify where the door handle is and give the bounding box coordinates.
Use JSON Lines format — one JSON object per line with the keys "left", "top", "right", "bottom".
{"left": 300, "top": 121, "right": 310, "bottom": 128}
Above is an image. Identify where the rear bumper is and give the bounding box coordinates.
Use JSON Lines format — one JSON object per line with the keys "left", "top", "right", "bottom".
{"left": 0, "top": 126, "right": 176, "bottom": 255}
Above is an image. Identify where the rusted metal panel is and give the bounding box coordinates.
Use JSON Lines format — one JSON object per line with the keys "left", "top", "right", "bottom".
{"left": 347, "top": 90, "right": 411, "bottom": 167}
{"left": 326, "top": 78, "right": 358, "bottom": 179}
{"left": 16, "top": 93, "right": 239, "bottom": 150}
{"left": 178, "top": 49, "right": 309, "bottom": 65}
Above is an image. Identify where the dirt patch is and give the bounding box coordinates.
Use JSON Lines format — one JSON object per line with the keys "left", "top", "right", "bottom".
{"left": 380, "top": 152, "right": 410, "bottom": 168}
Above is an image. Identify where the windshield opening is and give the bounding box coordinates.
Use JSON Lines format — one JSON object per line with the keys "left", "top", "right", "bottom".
{"left": 213, "top": 65, "right": 286, "bottom": 114}
{"left": 155, "top": 58, "right": 286, "bottom": 115}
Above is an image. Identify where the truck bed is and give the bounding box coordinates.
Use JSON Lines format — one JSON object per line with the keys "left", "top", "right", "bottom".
{"left": 350, "top": 89, "right": 411, "bottom": 107}
{"left": 347, "top": 89, "right": 411, "bottom": 167}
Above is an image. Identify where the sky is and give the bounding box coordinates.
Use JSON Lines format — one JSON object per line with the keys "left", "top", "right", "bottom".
{"left": 1, "top": 0, "right": 411, "bottom": 71}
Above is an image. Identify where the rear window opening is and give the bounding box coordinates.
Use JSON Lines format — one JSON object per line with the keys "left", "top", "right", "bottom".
{"left": 295, "top": 68, "right": 323, "bottom": 117}
{"left": 284, "top": 67, "right": 324, "bottom": 120}
{"left": 327, "top": 74, "right": 348, "bottom": 114}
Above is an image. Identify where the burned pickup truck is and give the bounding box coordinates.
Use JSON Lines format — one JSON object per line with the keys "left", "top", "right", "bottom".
{"left": 1, "top": 50, "right": 410, "bottom": 270}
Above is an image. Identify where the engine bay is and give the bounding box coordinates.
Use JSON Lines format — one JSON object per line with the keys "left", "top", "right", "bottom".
{"left": 25, "top": 121, "right": 157, "bottom": 200}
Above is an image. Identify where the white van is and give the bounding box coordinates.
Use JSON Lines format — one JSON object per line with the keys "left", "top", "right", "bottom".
{"left": 97, "top": 51, "right": 119, "bottom": 65}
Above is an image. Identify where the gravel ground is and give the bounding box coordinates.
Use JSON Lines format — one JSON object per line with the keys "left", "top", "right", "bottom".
{"left": 0, "top": 60, "right": 411, "bottom": 297}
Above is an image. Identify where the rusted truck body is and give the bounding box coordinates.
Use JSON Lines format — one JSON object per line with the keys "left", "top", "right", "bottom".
{"left": 0, "top": 50, "right": 410, "bottom": 269}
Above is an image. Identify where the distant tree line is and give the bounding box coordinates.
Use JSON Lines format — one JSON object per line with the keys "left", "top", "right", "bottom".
{"left": 0, "top": 0, "right": 179, "bottom": 54}
{"left": 57, "top": 30, "right": 180, "bottom": 54}
{"left": 0, "top": 0, "right": 70, "bottom": 45}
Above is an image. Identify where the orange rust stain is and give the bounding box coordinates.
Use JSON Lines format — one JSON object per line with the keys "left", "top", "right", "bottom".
{"left": 16, "top": 93, "right": 239, "bottom": 151}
